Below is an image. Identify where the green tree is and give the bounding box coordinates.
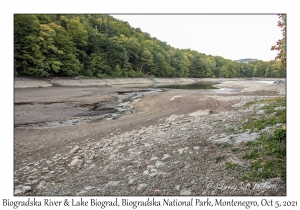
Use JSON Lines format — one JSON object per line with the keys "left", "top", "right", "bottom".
{"left": 66, "top": 16, "right": 89, "bottom": 70}
{"left": 271, "top": 14, "right": 286, "bottom": 67}
{"left": 204, "top": 57, "right": 216, "bottom": 77}
{"left": 67, "top": 17, "right": 88, "bottom": 48}
{"left": 14, "top": 15, "right": 41, "bottom": 75}
{"left": 140, "top": 49, "right": 153, "bottom": 74}
{"left": 121, "top": 48, "right": 131, "bottom": 76}
{"left": 190, "top": 54, "right": 203, "bottom": 77}
{"left": 253, "top": 61, "right": 268, "bottom": 77}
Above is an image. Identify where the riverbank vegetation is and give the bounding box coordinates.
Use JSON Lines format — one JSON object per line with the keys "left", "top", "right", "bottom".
{"left": 242, "top": 97, "right": 286, "bottom": 182}
{"left": 14, "top": 14, "right": 286, "bottom": 78}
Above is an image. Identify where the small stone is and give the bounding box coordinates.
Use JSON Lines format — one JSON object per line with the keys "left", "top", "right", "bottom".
{"left": 31, "top": 180, "right": 39, "bottom": 185}
{"left": 70, "top": 146, "right": 80, "bottom": 154}
{"left": 27, "top": 176, "right": 35, "bottom": 181}
{"left": 180, "top": 127, "right": 187, "bottom": 131}
{"left": 22, "top": 186, "right": 32, "bottom": 193}
{"left": 137, "top": 184, "right": 147, "bottom": 191}
{"left": 180, "top": 189, "right": 191, "bottom": 195}
{"left": 276, "top": 187, "right": 286, "bottom": 195}
{"left": 46, "top": 160, "right": 53, "bottom": 165}
{"left": 36, "top": 181, "right": 47, "bottom": 190}
{"left": 161, "top": 154, "right": 172, "bottom": 161}
{"left": 193, "top": 146, "right": 200, "bottom": 150}
{"left": 150, "top": 157, "right": 157, "bottom": 161}
{"left": 155, "top": 161, "right": 164, "bottom": 168}
{"left": 275, "top": 106, "right": 286, "bottom": 111}
{"left": 147, "top": 165, "right": 155, "bottom": 170}
{"left": 70, "top": 159, "right": 83, "bottom": 166}
{"left": 257, "top": 110, "right": 266, "bottom": 115}
{"left": 88, "top": 164, "right": 96, "bottom": 169}
{"left": 53, "top": 154, "right": 61, "bottom": 160}
{"left": 14, "top": 189, "right": 22, "bottom": 195}
{"left": 43, "top": 174, "right": 53, "bottom": 181}
{"left": 149, "top": 173, "right": 158, "bottom": 177}
{"left": 142, "top": 170, "right": 149, "bottom": 176}
{"left": 178, "top": 147, "right": 188, "bottom": 154}
{"left": 128, "top": 179, "right": 135, "bottom": 185}
{"left": 15, "top": 185, "right": 23, "bottom": 189}
{"left": 95, "top": 142, "right": 103, "bottom": 148}
{"left": 105, "top": 181, "right": 120, "bottom": 187}
{"left": 174, "top": 185, "right": 180, "bottom": 191}
{"left": 269, "top": 177, "right": 282, "bottom": 183}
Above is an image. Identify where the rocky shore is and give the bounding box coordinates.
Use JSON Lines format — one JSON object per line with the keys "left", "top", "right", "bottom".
{"left": 14, "top": 77, "right": 248, "bottom": 88}
{"left": 14, "top": 78, "right": 286, "bottom": 196}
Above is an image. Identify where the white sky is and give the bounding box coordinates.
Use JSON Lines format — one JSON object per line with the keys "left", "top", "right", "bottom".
{"left": 113, "top": 14, "right": 282, "bottom": 61}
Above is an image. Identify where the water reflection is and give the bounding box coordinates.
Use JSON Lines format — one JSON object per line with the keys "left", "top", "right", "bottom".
{"left": 152, "top": 82, "right": 219, "bottom": 89}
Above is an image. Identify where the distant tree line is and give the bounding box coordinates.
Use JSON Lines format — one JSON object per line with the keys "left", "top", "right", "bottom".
{"left": 14, "top": 14, "right": 286, "bottom": 78}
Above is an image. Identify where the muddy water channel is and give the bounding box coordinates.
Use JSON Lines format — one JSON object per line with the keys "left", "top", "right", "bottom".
{"left": 14, "top": 87, "right": 163, "bottom": 129}
{"left": 14, "top": 81, "right": 230, "bottom": 129}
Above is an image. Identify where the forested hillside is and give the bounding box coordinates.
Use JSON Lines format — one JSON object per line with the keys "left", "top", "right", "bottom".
{"left": 14, "top": 14, "right": 286, "bottom": 78}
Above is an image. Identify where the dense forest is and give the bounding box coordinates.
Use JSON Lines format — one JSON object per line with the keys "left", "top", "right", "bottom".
{"left": 14, "top": 14, "right": 286, "bottom": 78}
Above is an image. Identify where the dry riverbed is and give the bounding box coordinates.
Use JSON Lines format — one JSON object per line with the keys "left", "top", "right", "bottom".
{"left": 14, "top": 77, "right": 286, "bottom": 196}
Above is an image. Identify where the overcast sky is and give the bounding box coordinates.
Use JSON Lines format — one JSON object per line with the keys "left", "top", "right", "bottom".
{"left": 113, "top": 14, "right": 282, "bottom": 61}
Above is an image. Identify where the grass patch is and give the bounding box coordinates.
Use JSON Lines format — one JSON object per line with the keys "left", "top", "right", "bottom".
{"left": 240, "top": 97, "right": 286, "bottom": 182}
{"left": 262, "top": 97, "right": 286, "bottom": 114}
{"left": 227, "top": 127, "right": 236, "bottom": 134}
{"left": 244, "top": 97, "right": 285, "bottom": 108}
{"left": 242, "top": 148, "right": 260, "bottom": 160}
{"left": 241, "top": 127, "right": 286, "bottom": 182}
{"left": 231, "top": 147, "right": 240, "bottom": 153}
{"left": 215, "top": 155, "right": 225, "bottom": 163}
{"left": 242, "top": 116, "right": 283, "bottom": 131}
{"left": 225, "top": 162, "right": 241, "bottom": 171}
{"left": 242, "top": 97, "right": 286, "bottom": 132}
{"left": 216, "top": 142, "right": 232, "bottom": 149}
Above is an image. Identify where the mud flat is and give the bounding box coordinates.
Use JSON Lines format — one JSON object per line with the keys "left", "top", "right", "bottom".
{"left": 14, "top": 78, "right": 286, "bottom": 196}
{"left": 14, "top": 77, "right": 241, "bottom": 88}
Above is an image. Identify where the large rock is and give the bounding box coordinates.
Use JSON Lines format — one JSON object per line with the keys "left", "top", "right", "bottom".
{"left": 210, "top": 132, "right": 260, "bottom": 145}
{"left": 275, "top": 106, "right": 286, "bottom": 111}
